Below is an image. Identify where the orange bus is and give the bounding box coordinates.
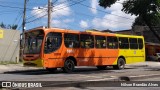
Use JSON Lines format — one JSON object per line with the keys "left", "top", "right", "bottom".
{"left": 23, "top": 27, "right": 145, "bottom": 73}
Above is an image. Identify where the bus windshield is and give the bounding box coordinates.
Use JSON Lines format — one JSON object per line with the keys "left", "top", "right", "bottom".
{"left": 24, "top": 30, "right": 44, "bottom": 54}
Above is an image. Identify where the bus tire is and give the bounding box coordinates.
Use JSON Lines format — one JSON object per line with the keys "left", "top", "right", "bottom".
{"left": 46, "top": 68, "right": 57, "bottom": 72}
{"left": 113, "top": 58, "right": 125, "bottom": 70}
{"left": 96, "top": 66, "right": 107, "bottom": 70}
{"left": 62, "top": 59, "right": 75, "bottom": 73}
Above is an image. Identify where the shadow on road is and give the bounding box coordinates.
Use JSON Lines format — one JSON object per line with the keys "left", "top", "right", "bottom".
{"left": 145, "top": 68, "right": 160, "bottom": 71}
{"left": 3, "top": 67, "right": 135, "bottom": 75}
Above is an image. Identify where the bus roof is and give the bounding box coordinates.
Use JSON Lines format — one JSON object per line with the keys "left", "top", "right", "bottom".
{"left": 26, "top": 27, "right": 143, "bottom": 38}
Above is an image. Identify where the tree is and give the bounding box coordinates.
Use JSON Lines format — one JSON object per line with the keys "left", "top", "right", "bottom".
{"left": 133, "top": 16, "right": 160, "bottom": 26}
{"left": 0, "top": 22, "right": 18, "bottom": 30}
{"left": 132, "top": 16, "right": 146, "bottom": 26}
{"left": 0, "top": 22, "right": 6, "bottom": 28}
{"left": 99, "top": 0, "right": 160, "bottom": 42}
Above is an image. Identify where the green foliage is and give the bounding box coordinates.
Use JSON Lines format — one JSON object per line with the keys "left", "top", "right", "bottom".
{"left": 132, "top": 15, "right": 160, "bottom": 26}
{"left": 122, "top": 0, "right": 160, "bottom": 15}
{"left": 99, "top": 0, "right": 118, "bottom": 8}
{"left": 122, "top": 0, "right": 160, "bottom": 26}
{"left": 99, "top": 0, "right": 160, "bottom": 41}
{"left": 133, "top": 16, "right": 146, "bottom": 26}
{"left": 0, "top": 22, "right": 18, "bottom": 30}
{"left": 99, "top": 0, "right": 160, "bottom": 26}
{"left": 0, "top": 22, "right": 5, "bottom": 28}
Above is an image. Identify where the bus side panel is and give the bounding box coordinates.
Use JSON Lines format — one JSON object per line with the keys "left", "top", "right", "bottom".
{"left": 88, "top": 49, "right": 119, "bottom": 66}
{"left": 118, "top": 49, "right": 133, "bottom": 64}
{"left": 117, "top": 38, "right": 145, "bottom": 64}
{"left": 76, "top": 48, "right": 93, "bottom": 66}
{"left": 117, "top": 49, "right": 145, "bottom": 64}
{"left": 43, "top": 45, "right": 66, "bottom": 68}
{"left": 135, "top": 38, "right": 145, "bottom": 63}
{"left": 132, "top": 48, "right": 145, "bottom": 63}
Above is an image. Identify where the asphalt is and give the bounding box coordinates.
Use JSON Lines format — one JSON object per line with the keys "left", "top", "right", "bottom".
{"left": 0, "top": 61, "right": 160, "bottom": 88}
{"left": 0, "top": 61, "right": 160, "bottom": 73}
{"left": 0, "top": 61, "right": 160, "bottom": 80}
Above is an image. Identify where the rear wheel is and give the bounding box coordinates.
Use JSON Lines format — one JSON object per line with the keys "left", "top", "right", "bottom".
{"left": 96, "top": 66, "right": 107, "bottom": 70}
{"left": 113, "top": 58, "right": 125, "bottom": 70}
{"left": 62, "top": 59, "right": 75, "bottom": 73}
{"left": 46, "top": 68, "right": 57, "bottom": 72}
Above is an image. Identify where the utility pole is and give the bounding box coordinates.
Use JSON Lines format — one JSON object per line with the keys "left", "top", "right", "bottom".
{"left": 21, "top": 0, "right": 27, "bottom": 61}
{"left": 48, "top": 0, "right": 52, "bottom": 28}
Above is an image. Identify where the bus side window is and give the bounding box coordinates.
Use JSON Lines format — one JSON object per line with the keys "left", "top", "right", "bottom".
{"left": 80, "top": 34, "right": 94, "bottom": 48}
{"left": 69, "top": 41, "right": 74, "bottom": 48}
{"left": 138, "top": 38, "right": 143, "bottom": 49}
{"left": 107, "top": 36, "right": 118, "bottom": 49}
{"left": 44, "top": 32, "right": 62, "bottom": 53}
{"left": 46, "top": 37, "right": 52, "bottom": 49}
{"left": 64, "top": 33, "right": 79, "bottom": 48}
{"left": 95, "top": 35, "right": 106, "bottom": 48}
{"left": 129, "top": 38, "right": 138, "bottom": 49}
{"left": 119, "top": 37, "right": 129, "bottom": 49}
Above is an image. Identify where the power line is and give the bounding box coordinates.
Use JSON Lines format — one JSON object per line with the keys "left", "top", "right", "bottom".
{"left": 25, "top": 0, "right": 132, "bottom": 30}
{"left": 71, "top": 0, "right": 134, "bottom": 21}
{"left": 0, "top": 10, "right": 20, "bottom": 13}
{"left": 73, "top": 11, "right": 131, "bottom": 24}
{"left": 26, "top": 0, "right": 87, "bottom": 24}
{"left": 52, "top": 0, "right": 58, "bottom": 4}
{"left": 0, "top": 1, "right": 45, "bottom": 6}
{"left": 12, "top": 10, "right": 23, "bottom": 25}
{"left": 26, "top": 0, "right": 73, "bottom": 21}
{"left": 0, "top": 4, "right": 38, "bottom": 11}
{"left": 26, "top": 5, "right": 132, "bottom": 27}
{"left": 0, "top": 1, "right": 24, "bottom": 5}
{"left": 47, "top": 8, "right": 133, "bottom": 30}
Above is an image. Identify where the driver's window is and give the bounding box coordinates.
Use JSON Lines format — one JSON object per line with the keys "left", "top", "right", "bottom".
{"left": 44, "top": 32, "right": 62, "bottom": 53}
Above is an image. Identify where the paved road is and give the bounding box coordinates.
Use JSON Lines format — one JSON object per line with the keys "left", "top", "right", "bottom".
{"left": 1, "top": 61, "right": 160, "bottom": 81}
{"left": 0, "top": 65, "right": 159, "bottom": 81}
{"left": 10, "top": 77, "right": 159, "bottom": 90}
{"left": 0, "top": 61, "right": 160, "bottom": 90}
{"left": 30, "top": 77, "right": 160, "bottom": 90}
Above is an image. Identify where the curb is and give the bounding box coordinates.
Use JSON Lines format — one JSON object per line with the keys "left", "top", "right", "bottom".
{"left": 2, "top": 69, "right": 45, "bottom": 74}
{"left": 127, "top": 74, "right": 160, "bottom": 81}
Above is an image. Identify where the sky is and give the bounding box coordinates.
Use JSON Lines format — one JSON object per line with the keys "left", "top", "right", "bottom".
{"left": 0, "top": 0, "right": 136, "bottom": 31}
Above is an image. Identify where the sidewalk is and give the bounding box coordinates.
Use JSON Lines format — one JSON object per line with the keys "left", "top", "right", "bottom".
{"left": 126, "top": 61, "right": 160, "bottom": 68}
{"left": 0, "top": 61, "right": 160, "bottom": 74}
{"left": 0, "top": 63, "right": 42, "bottom": 73}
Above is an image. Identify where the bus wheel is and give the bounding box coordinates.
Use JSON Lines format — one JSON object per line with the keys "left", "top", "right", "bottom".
{"left": 46, "top": 68, "right": 57, "bottom": 72}
{"left": 96, "top": 66, "right": 107, "bottom": 70}
{"left": 113, "top": 58, "right": 125, "bottom": 70}
{"left": 62, "top": 59, "right": 75, "bottom": 73}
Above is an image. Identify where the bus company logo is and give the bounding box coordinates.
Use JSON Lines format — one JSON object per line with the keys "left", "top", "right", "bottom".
{"left": 67, "top": 49, "right": 74, "bottom": 53}
{"left": 2, "top": 82, "right": 11, "bottom": 87}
